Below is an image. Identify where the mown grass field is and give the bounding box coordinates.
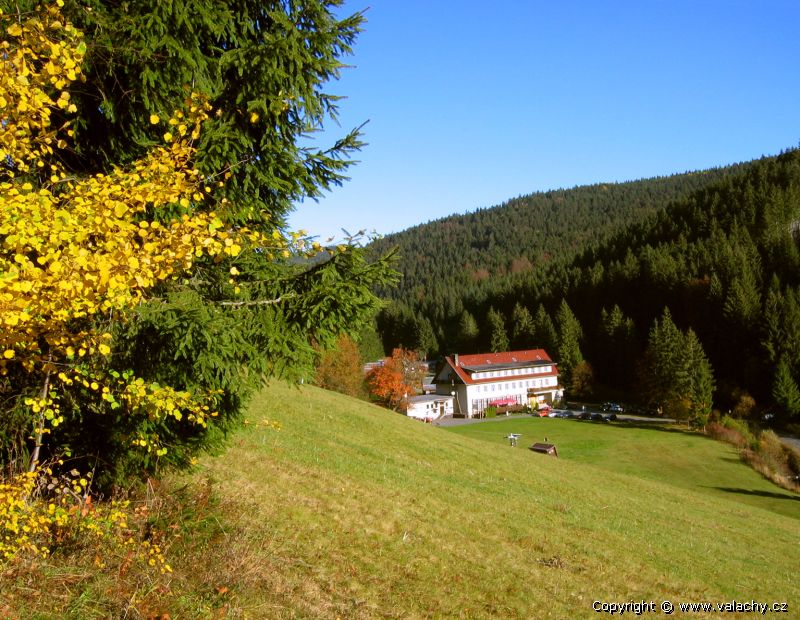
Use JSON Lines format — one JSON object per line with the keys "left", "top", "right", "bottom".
{"left": 444, "top": 415, "right": 800, "bottom": 520}
{"left": 5, "top": 383, "right": 799, "bottom": 618}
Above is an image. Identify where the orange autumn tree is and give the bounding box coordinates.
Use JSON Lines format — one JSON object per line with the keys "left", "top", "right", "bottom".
{"left": 0, "top": 4, "right": 270, "bottom": 479}
{"left": 314, "top": 334, "right": 366, "bottom": 399}
{"left": 366, "top": 348, "right": 425, "bottom": 411}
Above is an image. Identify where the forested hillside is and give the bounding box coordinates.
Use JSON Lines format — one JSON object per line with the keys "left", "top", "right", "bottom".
{"left": 373, "top": 149, "right": 800, "bottom": 420}
{"left": 370, "top": 163, "right": 743, "bottom": 354}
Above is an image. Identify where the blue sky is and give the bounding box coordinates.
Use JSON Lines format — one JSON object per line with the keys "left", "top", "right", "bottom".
{"left": 289, "top": 0, "right": 800, "bottom": 243}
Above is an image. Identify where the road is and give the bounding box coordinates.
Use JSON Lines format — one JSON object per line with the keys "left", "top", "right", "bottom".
{"left": 433, "top": 411, "right": 675, "bottom": 427}
{"left": 780, "top": 435, "right": 800, "bottom": 452}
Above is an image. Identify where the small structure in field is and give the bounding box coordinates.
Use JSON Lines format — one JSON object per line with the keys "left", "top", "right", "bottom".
{"left": 529, "top": 442, "right": 558, "bottom": 457}
{"left": 405, "top": 394, "right": 454, "bottom": 422}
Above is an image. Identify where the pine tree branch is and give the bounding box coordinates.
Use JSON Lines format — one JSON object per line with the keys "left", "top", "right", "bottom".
{"left": 219, "top": 293, "right": 296, "bottom": 308}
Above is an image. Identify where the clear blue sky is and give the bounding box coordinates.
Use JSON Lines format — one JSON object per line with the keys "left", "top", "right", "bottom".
{"left": 289, "top": 0, "right": 800, "bottom": 243}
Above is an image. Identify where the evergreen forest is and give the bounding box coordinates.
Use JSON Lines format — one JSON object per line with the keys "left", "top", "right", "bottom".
{"left": 371, "top": 149, "right": 800, "bottom": 422}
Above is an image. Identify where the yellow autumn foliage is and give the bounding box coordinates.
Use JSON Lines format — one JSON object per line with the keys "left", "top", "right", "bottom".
{"left": 0, "top": 5, "right": 265, "bottom": 462}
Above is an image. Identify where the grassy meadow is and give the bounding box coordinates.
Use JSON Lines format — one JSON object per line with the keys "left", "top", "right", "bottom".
{"left": 4, "top": 383, "right": 799, "bottom": 618}
{"left": 445, "top": 415, "right": 800, "bottom": 520}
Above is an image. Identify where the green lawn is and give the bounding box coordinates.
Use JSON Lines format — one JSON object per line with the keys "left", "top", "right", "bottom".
{"left": 9, "top": 383, "right": 799, "bottom": 618}
{"left": 175, "top": 384, "right": 798, "bottom": 618}
{"left": 444, "top": 415, "right": 800, "bottom": 520}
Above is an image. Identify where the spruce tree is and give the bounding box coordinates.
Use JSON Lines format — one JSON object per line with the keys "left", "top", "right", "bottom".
{"left": 487, "top": 307, "right": 510, "bottom": 353}
{"left": 457, "top": 310, "right": 480, "bottom": 353}
{"left": 599, "top": 304, "right": 637, "bottom": 387}
{"left": 639, "top": 308, "right": 685, "bottom": 416}
{"left": 1, "top": 0, "right": 399, "bottom": 486}
{"left": 555, "top": 300, "right": 583, "bottom": 387}
{"left": 773, "top": 357, "right": 800, "bottom": 420}
{"left": 412, "top": 316, "right": 438, "bottom": 360}
{"left": 683, "top": 328, "right": 715, "bottom": 427}
{"left": 58, "top": 0, "right": 365, "bottom": 228}
{"left": 533, "top": 303, "right": 558, "bottom": 355}
{"left": 510, "top": 302, "right": 535, "bottom": 349}
{"left": 639, "top": 309, "right": 714, "bottom": 425}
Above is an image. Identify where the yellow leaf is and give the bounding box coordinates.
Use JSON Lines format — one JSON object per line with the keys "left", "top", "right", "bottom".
{"left": 7, "top": 23, "right": 22, "bottom": 37}
{"left": 149, "top": 114, "right": 160, "bottom": 124}
{"left": 2, "top": 350, "right": 14, "bottom": 360}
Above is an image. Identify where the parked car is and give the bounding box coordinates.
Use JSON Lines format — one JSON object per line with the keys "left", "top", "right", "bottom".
{"left": 577, "top": 411, "right": 592, "bottom": 420}
{"left": 590, "top": 412, "right": 605, "bottom": 422}
{"left": 602, "top": 402, "right": 624, "bottom": 413}
{"left": 603, "top": 412, "right": 617, "bottom": 422}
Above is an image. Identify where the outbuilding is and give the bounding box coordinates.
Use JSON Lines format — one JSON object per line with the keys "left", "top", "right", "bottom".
{"left": 405, "top": 394, "right": 454, "bottom": 422}
{"left": 529, "top": 442, "right": 558, "bottom": 457}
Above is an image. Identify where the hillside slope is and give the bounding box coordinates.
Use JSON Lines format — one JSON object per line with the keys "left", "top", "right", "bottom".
{"left": 13, "top": 383, "right": 795, "bottom": 618}
{"left": 181, "top": 383, "right": 798, "bottom": 618}
{"left": 372, "top": 149, "right": 800, "bottom": 415}
{"left": 369, "top": 163, "right": 743, "bottom": 326}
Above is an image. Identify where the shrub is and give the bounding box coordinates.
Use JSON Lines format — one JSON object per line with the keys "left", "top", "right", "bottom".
{"left": 719, "top": 415, "right": 758, "bottom": 450}
{"left": 484, "top": 406, "right": 497, "bottom": 418}
{"left": 758, "top": 430, "right": 788, "bottom": 473}
{"left": 785, "top": 446, "right": 800, "bottom": 477}
{"left": 709, "top": 420, "right": 800, "bottom": 493}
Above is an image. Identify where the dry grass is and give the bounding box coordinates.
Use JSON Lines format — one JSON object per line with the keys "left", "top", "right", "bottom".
{"left": 707, "top": 420, "right": 800, "bottom": 494}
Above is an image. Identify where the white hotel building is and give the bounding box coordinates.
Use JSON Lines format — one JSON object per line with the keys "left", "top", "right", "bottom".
{"left": 433, "top": 350, "right": 562, "bottom": 418}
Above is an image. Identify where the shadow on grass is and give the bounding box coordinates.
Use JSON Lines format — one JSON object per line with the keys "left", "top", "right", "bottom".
{"left": 711, "top": 487, "right": 800, "bottom": 501}
{"left": 611, "top": 420, "right": 701, "bottom": 436}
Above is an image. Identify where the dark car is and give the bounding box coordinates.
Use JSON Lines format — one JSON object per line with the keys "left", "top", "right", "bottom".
{"left": 602, "top": 402, "right": 624, "bottom": 413}
{"left": 577, "top": 411, "right": 592, "bottom": 420}
{"left": 603, "top": 412, "right": 617, "bottom": 421}
{"left": 590, "top": 412, "right": 605, "bottom": 422}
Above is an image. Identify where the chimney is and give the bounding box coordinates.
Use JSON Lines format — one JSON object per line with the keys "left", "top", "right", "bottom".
{"left": 453, "top": 353, "right": 459, "bottom": 367}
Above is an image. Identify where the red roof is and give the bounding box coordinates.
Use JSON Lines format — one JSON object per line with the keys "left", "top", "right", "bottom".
{"left": 435, "top": 349, "right": 558, "bottom": 386}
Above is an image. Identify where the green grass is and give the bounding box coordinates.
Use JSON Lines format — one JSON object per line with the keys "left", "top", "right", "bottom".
{"left": 444, "top": 415, "right": 800, "bottom": 520}
{"left": 179, "top": 384, "right": 799, "bottom": 617}
{"left": 5, "top": 383, "right": 799, "bottom": 618}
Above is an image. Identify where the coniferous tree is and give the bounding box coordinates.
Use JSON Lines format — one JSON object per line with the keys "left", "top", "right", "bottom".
{"left": 357, "top": 320, "right": 387, "bottom": 362}
{"left": 555, "top": 300, "right": 583, "bottom": 387}
{"left": 58, "top": 0, "right": 366, "bottom": 229}
{"left": 683, "top": 328, "right": 715, "bottom": 427}
{"left": 533, "top": 303, "right": 558, "bottom": 355}
{"left": 639, "top": 308, "right": 685, "bottom": 416}
{"left": 639, "top": 309, "right": 714, "bottom": 425}
{"left": 412, "top": 316, "right": 438, "bottom": 360}
{"left": 510, "top": 302, "right": 535, "bottom": 349}
{"left": 598, "top": 305, "right": 638, "bottom": 387}
{"left": 773, "top": 357, "right": 800, "bottom": 420}
{"left": 487, "top": 307, "right": 510, "bottom": 353}
{"left": 457, "top": 310, "right": 480, "bottom": 353}
{"left": 0, "top": 0, "right": 400, "bottom": 486}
